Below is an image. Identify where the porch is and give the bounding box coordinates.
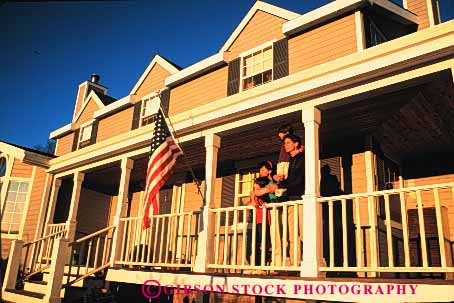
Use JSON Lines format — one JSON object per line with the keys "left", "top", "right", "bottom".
{"left": 3, "top": 68, "right": 454, "bottom": 302}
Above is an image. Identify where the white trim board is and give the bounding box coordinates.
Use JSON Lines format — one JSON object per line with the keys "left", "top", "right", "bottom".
{"left": 130, "top": 54, "right": 180, "bottom": 95}
{"left": 165, "top": 52, "right": 228, "bottom": 87}
{"left": 283, "top": 0, "right": 417, "bottom": 36}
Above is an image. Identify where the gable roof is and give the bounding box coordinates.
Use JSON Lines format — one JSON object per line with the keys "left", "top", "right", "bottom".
{"left": 73, "top": 90, "right": 105, "bottom": 123}
{"left": 130, "top": 54, "right": 181, "bottom": 95}
{"left": 220, "top": 0, "right": 300, "bottom": 52}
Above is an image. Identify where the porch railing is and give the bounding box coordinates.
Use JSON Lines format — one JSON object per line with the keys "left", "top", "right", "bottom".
{"left": 318, "top": 182, "right": 454, "bottom": 274}
{"left": 116, "top": 211, "right": 201, "bottom": 268}
{"left": 22, "top": 227, "right": 67, "bottom": 279}
{"left": 208, "top": 200, "right": 304, "bottom": 272}
{"left": 46, "top": 222, "right": 67, "bottom": 237}
{"left": 64, "top": 225, "right": 115, "bottom": 288}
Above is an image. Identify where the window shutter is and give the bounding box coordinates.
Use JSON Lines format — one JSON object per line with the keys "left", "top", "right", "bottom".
{"left": 71, "top": 129, "right": 80, "bottom": 152}
{"left": 131, "top": 101, "right": 142, "bottom": 130}
{"left": 90, "top": 120, "right": 99, "bottom": 145}
{"left": 273, "top": 38, "right": 289, "bottom": 80}
{"left": 160, "top": 89, "right": 170, "bottom": 115}
{"left": 227, "top": 58, "right": 241, "bottom": 96}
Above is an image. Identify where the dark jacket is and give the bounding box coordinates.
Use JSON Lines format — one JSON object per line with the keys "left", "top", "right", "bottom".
{"left": 279, "top": 151, "right": 305, "bottom": 198}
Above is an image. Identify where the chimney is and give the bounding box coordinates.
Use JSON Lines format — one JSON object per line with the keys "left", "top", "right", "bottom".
{"left": 90, "top": 74, "right": 100, "bottom": 84}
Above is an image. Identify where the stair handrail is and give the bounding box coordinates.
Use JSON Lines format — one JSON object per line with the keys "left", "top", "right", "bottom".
{"left": 63, "top": 225, "right": 116, "bottom": 288}
{"left": 22, "top": 227, "right": 68, "bottom": 280}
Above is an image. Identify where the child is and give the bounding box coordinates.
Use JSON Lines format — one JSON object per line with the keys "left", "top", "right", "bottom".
{"left": 245, "top": 161, "right": 276, "bottom": 272}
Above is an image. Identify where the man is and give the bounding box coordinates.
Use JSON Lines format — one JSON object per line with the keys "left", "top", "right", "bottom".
{"left": 270, "top": 134, "right": 305, "bottom": 266}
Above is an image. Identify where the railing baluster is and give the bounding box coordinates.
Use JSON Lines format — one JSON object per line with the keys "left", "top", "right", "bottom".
{"left": 85, "top": 239, "right": 93, "bottom": 274}
{"left": 159, "top": 216, "right": 165, "bottom": 264}
{"left": 120, "top": 220, "right": 127, "bottom": 263}
{"left": 367, "top": 196, "right": 378, "bottom": 274}
{"left": 152, "top": 217, "right": 159, "bottom": 264}
{"left": 252, "top": 208, "right": 256, "bottom": 267}
{"left": 283, "top": 204, "right": 288, "bottom": 267}
{"left": 223, "top": 210, "right": 229, "bottom": 266}
{"left": 147, "top": 216, "right": 154, "bottom": 264}
{"left": 329, "top": 200, "right": 334, "bottom": 268}
{"left": 354, "top": 197, "right": 362, "bottom": 268}
{"left": 169, "top": 215, "right": 176, "bottom": 264}
{"left": 185, "top": 213, "right": 192, "bottom": 265}
{"left": 433, "top": 188, "right": 447, "bottom": 268}
{"left": 416, "top": 190, "right": 428, "bottom": 267}
{"left": 384, "top": 194, "right": 394, "bottom": 268}
{"left": 233, "top": 209, "right": 238, "bottom": 267}
{"left": 242, "top": 209, "right": 247, "bottom": 267}
{"left": 94, "top": 236, "right": 101, "bottom": 269}
{"left": 215, "top": 211, "right": 221, "bottom": 265}
{"left": 177, "top": 214, "right": 184, "bottom": 264}
{"left": 342, "top": 199, "right": 348, "bottom": 267}
{"left": 261, "top": 207, "right": 266, "bottom": 267}
{"left": 399, "top": 191, "right": 411, "bottom": 267}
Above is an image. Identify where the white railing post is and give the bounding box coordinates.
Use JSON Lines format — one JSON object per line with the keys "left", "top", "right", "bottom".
{"left": 66, "top": 172, "right": 85, "bottom": 242}
{"left": 44, "top": 178, "right": 62, "bottom": 233}
{"left": 109, "top": 158, "right": 134, "bottom": 266}
{"left": 44, "top": 238, "right": 68, "bottom": 303}
{"left": 1, "top": 240, "right": 23, "bottom": 292}
{"left": 194, "top": 133, "right": 221, "bottom": 272}
{"left": 301, "top": 107, "right": 324, "bottom": 277}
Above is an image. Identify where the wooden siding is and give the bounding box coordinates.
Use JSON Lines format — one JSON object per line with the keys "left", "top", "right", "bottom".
{"left": 135, "top": 64, "right": 172, "bottom": 101}
{"left": 226, "top": 10, "right": 287, "bottom": 59}
{"left": 73, "top": 83, "right": 88, "bottom": 119}
{"left": 11, "top": 158, "right": 33, "bottom": 178}
{"left": 407, "top": 0, "right": 430, "bottom": 30}
{"left": 169, "top": 66, "right": 228, "bottom": 116}
{"left": 128, "top": 191, "right": 142, "bottom": 218}
{"left": 97, "top": 106, "right": 134, "bottom": 142}
{"left": 55, "top": 132, "right": 74, "bottom": 156}
{"left": 76, "top": 188, "right": 112, "bottom": 235}
{"left": 288, "top": 14, "right": 357, "bottom": 74}
{"left": 403, "top": 174, "right": 454, "bottom": 240}
{"left": 74, "top": 98, "right": 100, "bottom": 128}
{"left": 2, "top": 238, "right": 11, "bottom": 259}
{"left": 22, "top": 168, "right": 47, "bottom": 242}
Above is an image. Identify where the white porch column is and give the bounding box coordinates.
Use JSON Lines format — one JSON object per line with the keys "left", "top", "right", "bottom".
{"left": 301, "top": 107, "right": 324, "bottom": 277}
{"left": 109, "top": 158, "right": 134, "bottom": 266}
{"left": 194, "top": 133, "right": 221, "bottom": 273}
{"left": 66, "top": 171, "right": 85, "bottom": 242}
{"left": 43, "top": 178, "right": 62, "bottom": 232}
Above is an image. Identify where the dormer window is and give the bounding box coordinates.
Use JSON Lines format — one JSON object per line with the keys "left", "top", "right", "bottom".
{"left": 241, "top": 43, "right": 273, "bottom": 91}
{"left": 141, "top": 94, "right": 160, "bottom": 126}
{"left": 78, "top": 121, "right": 93, "bottom": 148}
{"left": 365, "top": 17, "right": 387, "bottom": 48}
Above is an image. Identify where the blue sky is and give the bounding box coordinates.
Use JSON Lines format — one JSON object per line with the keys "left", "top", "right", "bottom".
{"left": 0, "top": 0, "right": 453, "bottom": 149}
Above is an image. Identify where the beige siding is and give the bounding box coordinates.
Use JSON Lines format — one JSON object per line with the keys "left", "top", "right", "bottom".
{"left": 76, "top": 188, "right": 112, "bottom": 235}
{"left": 11, "top": 159, "right": 33, "bottom": 178}
{"left": 55, "top": 133, "right": 74, "bottom": 156}
{"left": 407, "top": 0, "right": 430, "bottom": 29}
{"left": 288, "top": 14, "right": 357, "bottom": 74}
{"left": 226, "top": 10, "right": 287, "bottom": 59}
{"left": 135, "top": 64, "right": 172, "bottom": 100}
{"left": 169, "top": 66, "right": 228, "bottom": 116}
{"left": 74, "top": 98, "right": 100, "bottom": 128}
{"left": 183, "top": 181, "right": 205, "bottom": 212}
{"left": 22, "top": 168, "right": 47, "bottom": 242}
{"left": 129, "top": 191, "right": 142, "bottom": 218}
{"left": 73, "top": 83, "right": 88, "bottom": 119}
{"left": 97, "top": 106, "right": 134, "bottom": 142}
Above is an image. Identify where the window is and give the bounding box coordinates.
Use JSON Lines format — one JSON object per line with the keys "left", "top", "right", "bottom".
{"left": 141, "top": 94, "right": 160, "bottom": 126}
{"left": 0, "top": 157, "right": 6, "bottom": 177}
{"left": 366, "top": 17, "right": 387, "bottom": 47}
{"left": 235, "top": 169, "right": 258, "bottom": 206}
{"left": 241, "top": 45, "right": 273, "bottom": 91}
{"left": 78, "top": 122, "right": 93, "bottom": 148}
{"left": 1, "top": 181, "right": 29, "bottom": 235}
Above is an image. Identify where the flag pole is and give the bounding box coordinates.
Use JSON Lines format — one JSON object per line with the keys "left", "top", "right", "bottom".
{"left": 156, "top": 89, "right": 207, "bottom": 206}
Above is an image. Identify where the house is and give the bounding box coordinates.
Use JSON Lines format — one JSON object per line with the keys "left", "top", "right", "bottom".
{"left": 1, "top": 0, "right": 454, "bottom": 302}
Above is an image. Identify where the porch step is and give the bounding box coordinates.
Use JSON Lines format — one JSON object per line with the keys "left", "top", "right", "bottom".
{"left": 2, "top": 288, "right": 44, "bottom": 303}
{"left": 23, "top": 280, "right": 65, "bottom": 297}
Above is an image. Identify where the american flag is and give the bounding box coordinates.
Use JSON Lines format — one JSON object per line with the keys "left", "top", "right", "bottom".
{"left": 143, "top": 109, "right": 182, "bottom": 229}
